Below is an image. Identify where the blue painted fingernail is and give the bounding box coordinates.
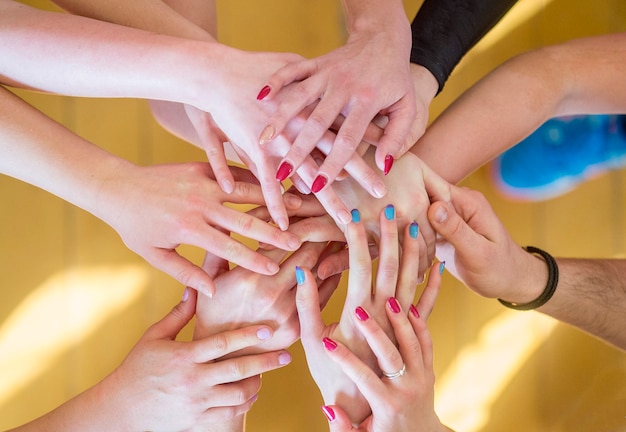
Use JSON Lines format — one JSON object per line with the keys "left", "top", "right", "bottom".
{"left": 439, "top": 261, "right": 446, "bottom": 275}
{"left": 409, "top": 221, "right": 419, "bottom": 239}
{"left": 295, "top": 266, "right": 305, "bottom": 285}
{"left": 384, "top": 204, "right": 395, "bottom": 221}
{"left": 351, "top": 209, "right": 361, "bottom": 223}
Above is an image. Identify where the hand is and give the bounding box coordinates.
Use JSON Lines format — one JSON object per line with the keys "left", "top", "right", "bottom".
{"left": 194, "top": 240, "right": 337, "bottom": 354}
{"left": 318, "top": 148, "right": 451, "bottom": 280}
{"left": 427, "top": 185, "right": 546, "bottom": 304}
{"left": 95, "top": 161, "right": 304, "bottom": 297}
{"left": 295, "top": 205, "right": 422, "bottom": 424}
{"left": 257, "top": 24, "right": 416, "bottom": 194}
{"left": 96, "top": 289, "right": 292, "bottom": 431}
{"left": 318, "top": 262, "right": 451, "bottom": 432}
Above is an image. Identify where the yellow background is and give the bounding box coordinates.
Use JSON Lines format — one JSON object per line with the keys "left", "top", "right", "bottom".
{"left": 1, "top": 0, "right": 625, "bottom": 431}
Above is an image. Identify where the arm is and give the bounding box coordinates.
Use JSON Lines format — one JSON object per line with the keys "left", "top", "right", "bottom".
{"left": 413, "top": 32, "right": 626, "bottom": 184}
{"left": 428, "top": 185, "right": 626, "bottom": 350}
{"left": 7, "top": 289, "right": 290, "bottom": 431}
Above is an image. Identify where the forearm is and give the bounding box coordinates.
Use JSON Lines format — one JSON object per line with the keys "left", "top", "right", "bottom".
{"left": 0, "top": 1, "right": 225, "bottom": 111}
{"left": 410, "top": 0, "right": 517, "bottom": 93}
{"left": 413, "top": 33, "right": 626, "bottom": 184}
{"left": 538, "top": 258, "right": 626, "bottom": 350}
{"left": 341, "top": 0, "right": 410, "bottom": 46}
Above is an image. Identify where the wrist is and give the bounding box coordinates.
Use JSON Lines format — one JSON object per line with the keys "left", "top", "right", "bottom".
{"left": 410, "top": 63, "right": 438, "bottom": 105}
{"left": 500, "top": 247, "right": 551, "bottom": 306}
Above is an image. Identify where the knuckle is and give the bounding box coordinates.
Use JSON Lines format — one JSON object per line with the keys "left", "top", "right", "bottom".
{"left": 223, "top": 241, "right": 245, "bottom": 262}
{"left": 236, "top": 214, "right": 255, "bottom": 233}
{"left": 210, "top": 333, "right": 231, "bottom": 354}
{"left": 227, "top": 359, "right": 247, "bottom": 380}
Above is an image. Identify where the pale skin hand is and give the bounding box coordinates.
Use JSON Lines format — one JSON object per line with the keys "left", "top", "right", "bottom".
{"left": 259, "top": 0, "right": 416, "bottom": 193}
{"left": 7, "top": 289, "right": 292, "bottom": 432}
{"left": 319, "top": 263, "right": 452, "bottom": 432}
{"left": 428, "top": 184, "right": 626, "bottom": 350}
{"left": 295, "top": 207, "right": 422, "bottom": 424}
{"left": 318, "top": 147, "right": 451, "bottom": 280}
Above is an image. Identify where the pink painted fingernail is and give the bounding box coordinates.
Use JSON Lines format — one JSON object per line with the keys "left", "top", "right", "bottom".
{"left": 256, "top": 85, "right": 271, "bottom": 100}
{"left": 321, "top": 405, "right": 336, "bottom": 422}
{"left": 384, "top": 154, "right": 394, "bottom": 175}
{"left": 322, "top": 337, "right": 337, "bottom": 351}
{"left": 258, "top": 125, "right": 275, "bottom": 145}
{"left": 387, "top": 297, "right": 401, "bottom": 314}
{"left": 409, "top": 304, "right": 420, "bottom": 318}
{"left": 182, "top": 287, "right": 190, "bottom": 302}
{"left": 275, "top": 161, "right": 294, "bottom": 181}
{"left": 355, "top": 306, "right": 369, "bottom": 321}
{"left": 311, "top": 175, "right": 328, "bottom": 193}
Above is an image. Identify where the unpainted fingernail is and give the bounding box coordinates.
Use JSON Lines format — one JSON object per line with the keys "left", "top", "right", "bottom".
{"left": 259, "top": 124, "right": 275, "bottom": 145}
{"left": 287, "top": 235, "right": 302, "bottom": 251}
{"left": 257, "top": 327, "right": 272, "bottom": 340}
{"left": 434, "top": 205, "right": 448, "bottom": 224}
{"left": 220, "top": 178, "right": 234, "bottom": 194}
{"left": 283, "top": 192, "right": 302, "bottom": 209}
{"left": 278, "top": 351, "right": 292, "bottom": 365}
{"left": 198, "top": 282, "right": 213, "bottom": 299}
{"left": 267, "top": 261, "right": 280, "bottom": 274}
{"left": 277, "top": 217, "right": 289, "bottom": 231}
{"left": 182, "top": 287, "right": 190, "bottom": 302}
{"left": 338, "top": 209, "right": 352, "bottom": 225}
{"left": 372, "top": 182, "right": 387, "bottom": 198}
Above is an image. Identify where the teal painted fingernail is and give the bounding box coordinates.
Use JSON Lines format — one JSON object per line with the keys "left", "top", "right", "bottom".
{"left": 295, "top": 266, "right": 305, "bottom": 285}
{"left": 439, "top": 261, "right": 446, "bottom": 275}
{"left": 384, "top": 204, "right": 395, "bottom": 221}
{"left": 351, "top": 209, "right": 361, "bottom": 223}
{"left": 409, "top": 221, "right": 419, "bottom": 239}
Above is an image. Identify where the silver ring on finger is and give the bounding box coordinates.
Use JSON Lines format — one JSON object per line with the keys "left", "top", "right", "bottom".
{"left": 382, "top": 363, "right": 406, "bottom": 380}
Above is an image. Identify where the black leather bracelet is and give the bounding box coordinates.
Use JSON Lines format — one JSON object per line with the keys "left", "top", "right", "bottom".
{"left": 498, "top": 246, "right": 559, "bottom": 311}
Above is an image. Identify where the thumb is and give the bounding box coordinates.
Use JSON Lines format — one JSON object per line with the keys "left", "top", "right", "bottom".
{"left": 145, "top": 287, "right": 198, "bottom": 341}
{"left": 322, "top": 405, "right": 357, "bottom": 432}
{"left": 428, "top": 200, "right": 480, "bottom": 254}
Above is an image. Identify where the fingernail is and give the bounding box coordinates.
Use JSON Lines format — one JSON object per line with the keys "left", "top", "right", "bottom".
{"left": 259, "top": 124, "right": 275, "bottom": 145}
{"left": 256, "top": 85, "right": 271, "bottom": 100}
{"left": 439, "top": 261, "right": 446, "bottom": 275}
{"left": 267, "top": 261, "right": 280, "bottom": 274}
{"left": 220, "top": 178, "right": 234, "bottom": 194}
{"left": 384, "top": 154, "right": 394, "bottom": 175}
{"left": 198, "top": 282, "right": 213, "bottom": 299}
{"left": 250, "top": 393, "right": 259, "bottom": 403}
{"left": 355, "top": 306, "right": 369, "bottom": 321}
{"left": 295, "top": 266, "right": 305, "bottom": 285}
{"left": 311, "top": 175, "right": 328, "bottom": 193}
{"left": 409, "top": 221, "right": 419, "bottom": 239}
{"left": 384, "top": 204, "right": 395, "bottom": 221}
{"left": 294, "top": 178, "right": 311, "bottom": 194}
{"left": 278, "top": 351, "right": 292, "bottom": 365}
{"left": 276, "top": 161, "right": 294, "bottom": 181}
{"left": 182, "top": 287, "right": 190, "bottom": 302}
{"left": 321, "top": 406, "right": 336, "bottom": 422}
{"left": 373, "top": 182, "right": 387, "bottom": 198}
{"left": 277, "top": 217, "right": 289, "bottom": 232}
{"left": 387, "top": 297, "right": 401, "bottom": 313}
{"left": 350, "top": 209, "right": 361, "bottom": 223}
{"left": 337, "top": 209, "right": 352, "bottom": 225}
{"left": 434, "top": 205, "right": 448, "bottom": 223}
{"left": 322, "top": 337, "right": 337, "bottom": 351}
{"left": 409, "top": 304, "right": 420, "bottom": 318}
{"left": 283, "top": 193, "right": 302, "bottom": 210}
{"left": 257, "top": 327, "right": 272, "bottom": 340}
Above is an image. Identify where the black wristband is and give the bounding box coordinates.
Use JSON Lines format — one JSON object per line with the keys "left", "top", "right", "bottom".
{"left": 498, "top": 246, "right": 559, "bottom": 311}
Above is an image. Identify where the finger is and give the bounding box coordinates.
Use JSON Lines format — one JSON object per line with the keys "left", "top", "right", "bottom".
{"left": 316, "top": 248, "right": 349, "bottom": 280}
{"left": 213, "top": 206, "right": 301, "bottom": 251}
{"left": 257, "top": 157, "right": 290, "bottom": 231}
{"left": 374, "top": 205, "right": 400, "bottom": 300}
{"left": 374, "top": 98, "right": 416, "bottom": 172}
{"left": 318, "top": 273, "right": 342, "bottom": 311}
{"left": 143, "top": 287, "right": 198, "bottom": 340}
{"left": 277, "top": 95, "right": 348, "bottom": 181}
{"left": 201, "top": 250, "right": 230, "bottom": 280}
{"left": 353, "top": 305, "right": 404, "bottom": 379}
{"left": 287, "top": 215, "right": 345, "bottom": 243}
{"left": 385, "top": 296, "right": 429, "bottom": 376}
{"left": 229, "top": 165, "right": 260, "bottom": 185}
{"left": 199, "top": 349, "right": 292, "bottom": 384}
{"left": 149, "top": 249, "right": 216, "bottom": 298}
{"left": 197, "top": 376, "right": 261, "bottom": 409}
{"left": 419, "top": 156, "right": 451, "bottom": 203}
{"left": 396, "top": 221, "right": 420, "bottom": 309}
{"left": 258, "top": 58, "right": 319, "bottom": 100}
{"left": 428, "top": 197, "right": 488, "bottom": 255}
{"left": 294, "top": 266, "right": 326, "bottom": 343}
{"left": 407, "top": 303, "right": 435, "bottom": 372}
{"left": 414, "top": 261, "right": 444, "bottom": 322}
{"left": 190, "top": 324, "right": 275, "bottom": 363}
{"left": 344, "top": 209, "right": 373, "bottom": 307}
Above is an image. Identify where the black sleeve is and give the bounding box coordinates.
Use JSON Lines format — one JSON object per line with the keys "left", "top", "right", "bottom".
{"left": 410, "top": 0, "right": 518, "bottom": 94}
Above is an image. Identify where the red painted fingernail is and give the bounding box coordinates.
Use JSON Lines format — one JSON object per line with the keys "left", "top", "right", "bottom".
{"left": 322, "top": 337, "right": 337, "bottom": 351}
{"left": 384, "top": 154, "right": 394, "bottom": 175}
{"left": 321, "top": 405, "right": 336, "bottom": 422}
{"left": 256, "top": 85, "right": 271, "bottom": 100}
{"left": 355, "top": 306, "right": 369, "bottom": 321}
{"left": 275, "top": 161, "right": 294, "bottom": 181}
{"left": 409, "top": 304, "right": 420, "bottom": 318}
{"left": 311, "top": 175, "right": 328, "bottom": 193}
{"left": 387, "top": 297, "right": 401, "bottom": 314}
